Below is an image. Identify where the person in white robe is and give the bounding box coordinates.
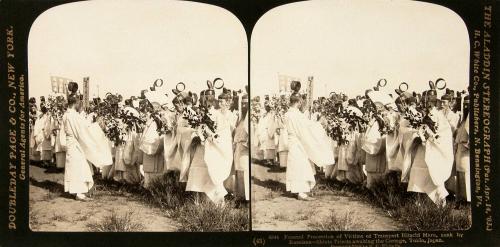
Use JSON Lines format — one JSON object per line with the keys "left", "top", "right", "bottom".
{"left": 160, "top": 105, "right": 176, "bottom": 173}
{"left": 440, "top": 94, "right": 460, "bottom": 133}
{"left": 391, "top": 92, "right": 414, "bottom": 176}
{"left": 396, "top": 97, "right": 420, "bottom": 184}
{"left": 440, "top": 94, "right": 460, "bottom": 194}
{"left": 139, "top": 102, "right": 165, "bottom": 188}
{"left": 29, "top": 118, "right": 40, "bottom": 161}
{"left": 233, "top": 95, "right": 250, "bottom": 201}
{"left": 276, "top": 115, "right": 289, "bottom": 169}
{"left": 35, "top": 105, "right": 53, "bottom": 167}
{"left": 186, "top": 92, "right": 235, "bottom": 203}
{"left": 251, "top": 117, "right": 264, "bottom": 162}
{"left": 454, "top": 108, "right": 470, "bottom": 202}
{"left": 114, "top": 104, "right": 143, "bottom": 184}
{"left": 334, "top": 134, "right": 353, "bottom": 182}
{"left": 355, "top": 131, "right": 367, "bottom": 183}
{"left": 407, "top": 98, "right": 454, "bottom": 206}
{"left": 344, "top": 132, "right": 365, "bottom": 184}
{"left": 384, "top": 108, "right": 401, "bottom": 173}
{"left": 250, "top": 98, "right": 265, "bottom": 162}
{"left": 63, "top": 94, "right": 112, "bottom": 200}
{"left": 112, "top": 137, "right": 127, "bottom": 182}
{"left": 165, "top": 92, "right": 196, "bottom": 182}
{"left": 333, "top": 104, "right": 365, "bottom": 184}
{"left": 310, "top": 100, "right": 323, "bottom": 122}
{"left": 361, "top": 116, "right": 387, "bottom": 189}
{"left": 258, "top": 104, "right": 277, "bottom": 166}
{"left": 361, "top": 91, "right": 391, "bottom": 190}
{"left": 284, "top": 90, "right": 335, "bottom": 200}
{"left": 29, "top": 99, "right": 40, "bottom": 161}
{"left": 51, "top": 114, "right": 66, "bottom": 170}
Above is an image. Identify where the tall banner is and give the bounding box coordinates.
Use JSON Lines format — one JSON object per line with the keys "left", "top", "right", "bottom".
{"left": 278, "top": 74, "right": 301, "bottom": 93}
{"left": 50, "top": 76, "right": 73, "bottom": 95}
{"left": 307, "top": 76, "right": 314, "bottom": 117}
{"left": 83, "top": 77, "right": 90, "bottom": 109}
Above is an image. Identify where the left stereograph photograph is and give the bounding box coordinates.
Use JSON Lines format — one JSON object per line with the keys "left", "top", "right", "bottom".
{"left": 27, "top": 0, "right": 249, "bottom": 232}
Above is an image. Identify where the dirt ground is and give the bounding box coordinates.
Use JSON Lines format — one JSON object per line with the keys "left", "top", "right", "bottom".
{"left": 29, "top": 165, "right": 178, "bottom": 232}
{"left": 251, "top": 163, "right": 403, "bottom": 231}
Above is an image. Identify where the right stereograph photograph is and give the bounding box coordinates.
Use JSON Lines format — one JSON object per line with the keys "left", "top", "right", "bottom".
{"left": 250, "top": 0, "right": 472, "bottom": 231}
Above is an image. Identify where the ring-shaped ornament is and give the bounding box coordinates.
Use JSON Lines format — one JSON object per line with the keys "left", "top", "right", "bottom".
{"left": 377, "top": 78, "right": 387, "bottom": 87}
{"left": 213, "top": 78, "right": 224, "bottom": 89}
{"left": 399, "top": 82, "right": 409, "bottom": 92}
{"left": 435, "top": 78, "right": 446, "bottom": 90}
{"left": 176, "top": 82, "right": 186, "bottom": 92}
{"left": 154, "top": 79, "right": 164, "bottom": 88}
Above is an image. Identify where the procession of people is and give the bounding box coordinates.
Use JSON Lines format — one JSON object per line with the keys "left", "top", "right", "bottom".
{"left": 251, "top": 79, "right": 470, "bottom": 206}
{"left": 29, "top": 79, "right": 249, "bottom": 204}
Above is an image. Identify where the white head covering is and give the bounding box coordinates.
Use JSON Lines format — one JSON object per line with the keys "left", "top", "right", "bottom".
{"left": 368, "top": 90, "right": 395, "bottom": 110}
{"left": 144, "top": 90, "right": 169, "bottom": 105}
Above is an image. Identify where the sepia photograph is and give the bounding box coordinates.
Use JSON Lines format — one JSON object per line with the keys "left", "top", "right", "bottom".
{"left": 27, "top": 0, "right": 249, "bottom": 232}
{"left": 250, "top": 0, "right": 472, "bottom": 231}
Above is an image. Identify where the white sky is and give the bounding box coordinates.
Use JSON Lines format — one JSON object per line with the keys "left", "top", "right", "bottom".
{"left": 251, "top": 0, "right": 470, "bottom": 98}
{"left": 28, "top": 0, "right": 247, "bottom": 101}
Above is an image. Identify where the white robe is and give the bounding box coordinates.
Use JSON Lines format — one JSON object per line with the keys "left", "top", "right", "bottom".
{"left": 334, "top": 132, "right": 364, "bottom": 184}
{"left": 165, "top": 114, "right": 195, "bottom": 182}
{"left": 34, "top": 113, "right": 53, "bottom": 161}
{"left": 362, "top": 119, "right": 387, "bottom": 188}
{"left": 114, "top": 130, "right": 142, "bottom": 184}
{"left": 139, "top": 117, "right": 164, "bottom": 188}
{"left": 276, "top": 117, "right": 289, "bottom": 168}
{"left": 186, "top": 108, "right": 234, "bottom": 203}
{"left": 285, "top": 107, "right": 335, "bottom": 193}
{"left": 233, "top": 115, "right": 249, "bottom": 200}
{"left": 258, "top": 111, "right": 277, "bottom": 159}
{"left": 52, "top": 119, "right": 67, "bottom": 168}
{"left": 161, "top": 110, "right": 176, "bottom": 172}
{"left": 396, "top": 118, "right": 419, "bottom": 182}
{"left": 29, "top": 117, "right": 40, "bottom": 161}
{"left": 63, "top": 108, "right": 112, "bottom": 194}
{"left": 251, "top": 121, "right": 264, "bottom": 160}
{"left": 385, "top": 111, "right": 401, "bottom": 172}
{"left": 407, "top": 109, "right": 454, "bottom": 204}
{"left": 441, "top": 109, "right": 460, "bottom": 133}
{"left": 454, "top": 117, "right": 470, "bottom": 202}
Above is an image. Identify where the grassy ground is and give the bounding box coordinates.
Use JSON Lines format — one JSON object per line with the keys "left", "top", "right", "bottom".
{"left": 87, "top": 210, "right": 145, "bottom": 232}
{"left": 251, "top": 163, "right": 401, "bottom": 231}
{"left": 29, "top": 164, "right": 177, "bottom": 232}
{"left": 30, "top": 161, "right": 249, "bottom": 232}
{"left": 93, "top": 171, "right": 249, "bottom": 232}
{"left": 317, "top": 171, "right": 472, "bottom": 231}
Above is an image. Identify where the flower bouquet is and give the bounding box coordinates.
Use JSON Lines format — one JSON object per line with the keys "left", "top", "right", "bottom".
{"left": 269, "top": 95, "right": 289, "bottom": 122}
{"left": 150, "top": 110, "right": 174, "bottom": 136}
{"left": 250, "top": 99, "right": 261, "bottom": 124}
{"left": 319, "top": 99, "right": 350, "bottom": 145}
{"left": 119, "top": 108, "right": 147, "bottom": 133}
{"left": 182, "top": 106, "right": 218, "bottom": 143}
{"left": 47, "top": 95, "right": 67, "bottom": 123}
{"left": 402, "top": 106, "right": 439, "bottom": 142}
{"left": 325, "top": 115, "right": 351, "bottom": 145}
{"left": 342, "top": 107, "right": 368, "bottom": 133}
{"left": 319, "top": 98, "right": 368, "bottom": 145}
{"left": 103, "top": 115, "right": 127, "bottom": 146}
